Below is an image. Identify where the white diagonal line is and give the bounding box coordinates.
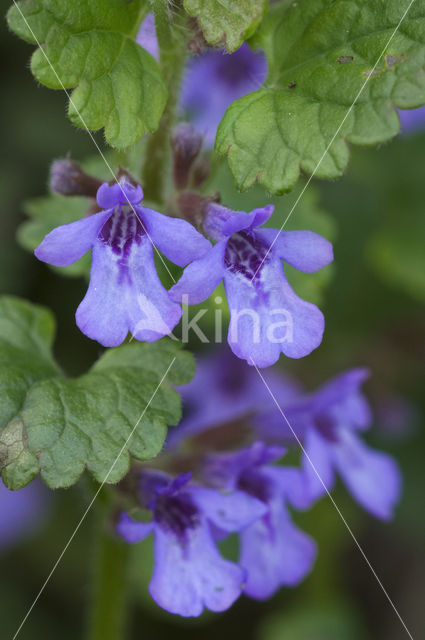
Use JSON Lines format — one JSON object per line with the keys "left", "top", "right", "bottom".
{"left": 11, "top": 1, "right": 176, "bottom": 284}
{"left": 251, "top": 0, "right": 417, "bottom": 281}
{"left": 251, "top": 360, "right": 414, "bottom": 640}
{"left": 11, "top": 357, "right": 176, "bottom": 640}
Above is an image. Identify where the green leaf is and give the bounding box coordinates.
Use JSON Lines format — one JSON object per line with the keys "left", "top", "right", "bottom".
{"left": 0, "top": 297, "right": 60, "bottom": 489}
{"left": 184, "top": 0, "right": 267, "bottom": 53}
{"left": 18, "top": 193, "right": 92, "bottom": 279}
{"left": 0, "top": 298, "right": 195, "bottom": 490}
{"left": 216, "top": 0, "right": 425, "bottom": 194}
{"left": 0, "top": 297, "right": 60, "bottom": 428}
{"left": 7, "top": 0, "right": 167, "bottom": 149}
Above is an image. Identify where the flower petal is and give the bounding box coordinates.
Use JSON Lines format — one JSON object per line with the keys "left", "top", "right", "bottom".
{"left": 222, "top": 205, "right": 274, "bottom": 237}
{"left": 286, "top": 428, "right": 335, "bottom": 510}
{"left": 257, "top": 229, "right": 333, "bottom": 273}
{"left": 76, "top": 237, "right": 181, "bottom": 346}
{"left": 240, "top": 500, "right": 316, "bottom": 599}
{"left": 149, "top": 520, "right": 245, "bottom": 616}
{"left": 123, "top": 239, "right": 182, "bottom": 342}
{"left": 189, "top": 487, "right": 267, "bottom": 532}
{"left": 116, "top": 513, "right": 154, "bottom": 543}
{"left": 333, "top": 429, "right": 402, "bottom": 520}
{"left": 225, "top": 258, "right": 325, "bottom": 366}
{"left": 169, "top": 239, "right": 227, "bottom": 304}
{"left": 180, "top": 43, "right": 267, "bottom": 147}
{"left": 75, "top": 240, "right": 129, "bottom": 346}
{"left": 34, "top": 210, "right": 112, "bottom": 267}
{"left": 96, "top": 181, "right": 143, "bottom": 208}
{"left": 224, "top": 272, "right": 281, "bottom": 368}
{"left": 142, "top": 206, "right": 211, "bottom": 267}
{"left": 315, "top": 369, "right": 372, "bottom": 431}
{"left": 136, "top": 12, "right": 159, "bottom": 60}
{"left": 0, "top": 479, "right": 48, "bottom": 548}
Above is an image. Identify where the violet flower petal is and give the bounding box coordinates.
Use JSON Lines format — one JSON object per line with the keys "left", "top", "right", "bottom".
{"left": 76, "top": 238, "right": 181, "bottom": 346}
{"left": 224, "top": 259, "right": 325, "bottom": 366}
{"left": 240, "top": 500, "right": 316, "bottom": 599}
{"left": 142, "top": 206, "right": 211, "bottom": 267}
{"left": 169, "top": 239, "right": 227, "bottom": 304}
{"left": 221, "top": 205, "right": 274, "bottom": 237}
{"left": 0, "top": 479, "right": 48, "bottom": 549}
{"left": 297, "top": 427, "right": 336, "bottom": 507}
{"left": 333, "top": 429, "right": 402, "bottom": 520}
{"left": 149, "top": 520, "right": 245, "bottom": 616}
{"left": 116, "top": 513, "right": 154, "bottom": 543}
{"left": 136, "top": 12, "right": 159, "bottom": 61}
{"left": 180, "top": 44, "right": 267, "bottom": 146}
{"left": 34, "top": 209, "right": 112, "bottom": 267}
{"left": 189, "top": 486, "right": 267, "bottom": 532}
{"left": 96, "top": 182, "right": 143, "bottom": 209}
{"left": 314, "top": 369, "right": 372, "bottom": 431}
{"left": 257, "top": 229, "right": 334, "bottom": 273}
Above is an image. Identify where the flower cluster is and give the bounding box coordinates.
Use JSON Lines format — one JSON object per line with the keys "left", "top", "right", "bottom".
{"left": 117, "top": 351, "right": 401, "bottom": 617}
{"left": 35, "top": 178, "right": 332, "bottom": 366}
{"left": 35, "top": 14, "right": 333, "bottom": 367}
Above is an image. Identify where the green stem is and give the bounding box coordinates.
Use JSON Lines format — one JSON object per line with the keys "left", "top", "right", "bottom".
{"left": 86, "top": 495, "right": 130, "bottom": 640}
{"left": 142, "top": 1, "right": 188, "bottom": 203}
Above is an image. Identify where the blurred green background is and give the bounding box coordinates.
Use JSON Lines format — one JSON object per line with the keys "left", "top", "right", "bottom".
{"left": 1, "top": 11, "right": 424, "bottom": 640}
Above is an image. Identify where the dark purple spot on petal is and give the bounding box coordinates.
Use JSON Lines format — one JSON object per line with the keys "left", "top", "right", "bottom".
{"left": 314, "top": 414, "right": 339, "bottom": 442}
{"left": 155, "top": 493, "right": 200, "bottom": 542}
{"left": 224, "top": 232, "right": 270, "bottom": 281}
{"left": 238, "top": 469, "right": 272, "bottom": 504}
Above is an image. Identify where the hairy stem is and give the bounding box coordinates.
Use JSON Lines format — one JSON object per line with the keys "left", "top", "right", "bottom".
{"left": 142, "top": 1, "right": 188, "bottom": 203}
{"left": 85, "top": 495, "right": 130, "bottom": 640}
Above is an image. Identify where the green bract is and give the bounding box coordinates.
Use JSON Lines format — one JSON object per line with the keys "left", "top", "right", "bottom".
{"left": 0, "top": 298, "right": 195, "bottom": 490}
{"left": 216, "top": 0, "right": 425, "bottom": 194}
{"left": 184, "top": 0, "right": 267, "bottom": 53}
{"left": 7, "top": 0, "right": 167, "bottom": 148}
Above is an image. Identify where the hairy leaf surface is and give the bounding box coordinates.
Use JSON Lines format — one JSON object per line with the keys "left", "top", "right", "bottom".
{"left": 8, "top": 0, "right": 167, "bottom": 148}
{"left": 0, "top": 298, "right": 194, "bottom": 489}
{"left": 216, "top": 0, "right": 425, "bottom": 193}
{"left": 184, "top": 0, "right": 267, "bottom": 52}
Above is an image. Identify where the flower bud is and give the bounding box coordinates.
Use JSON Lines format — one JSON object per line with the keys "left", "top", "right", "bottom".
{"left": 50, "top": 159, "right": 102, "bottom": 197}
{"left": 171, "top": 123, "right": 203, "bottom": 190}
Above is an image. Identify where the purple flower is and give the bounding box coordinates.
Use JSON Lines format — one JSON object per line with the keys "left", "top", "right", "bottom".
{"left": 117, "top": 470, "right": 266, "bottom": 617}
{"left": 170, "top": 203, "right": 333, "bottom": 367}
{"left": 35, "top": 179, "right": 210, "bottom": 346}
{"left": 203, "top": 443, "right": 316, "bottom": 600}
{"left": 398, "top": 106, "right": 425, "bottom": 133}
{"left": 136, "top": 13, "right": 159, "bottom": 61}
{"left": 170, "top": 347, "right": 301, "bottom": 447}
{"left": 0, "top": 479, "right": 48, "bottom": 549}
{"left": 279, "top": 370, "right": 402, "bottom": 520}
{"left": 180, "top": 44, "right": 267, "bottom": 146}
